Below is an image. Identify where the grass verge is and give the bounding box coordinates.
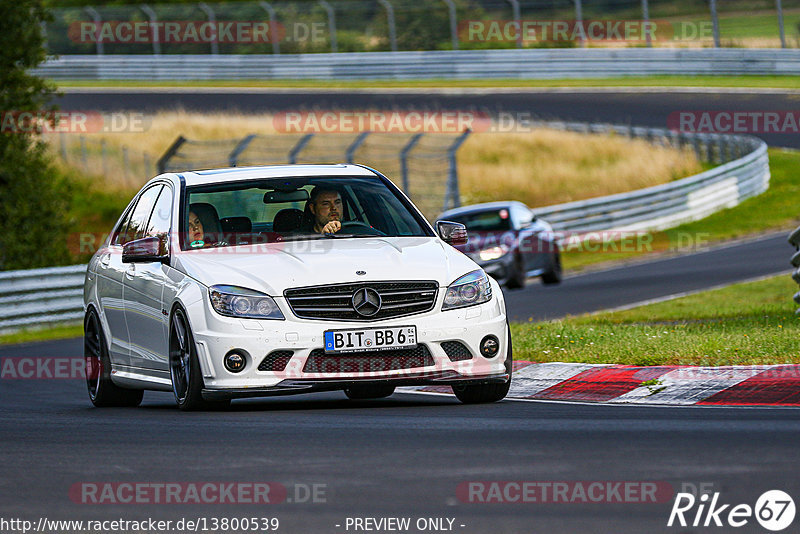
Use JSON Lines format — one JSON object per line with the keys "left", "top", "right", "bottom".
{"left": 0, "top": 324, "right": 83, "bottom": 346}
{"left": 54, "top": 75, "right": 800, "bottom": 90}
{"left": 511, "top": 274, "right": 799, "bottom": 366}
{"left": 562, "top": 148, "right": 800, "bottom": 272}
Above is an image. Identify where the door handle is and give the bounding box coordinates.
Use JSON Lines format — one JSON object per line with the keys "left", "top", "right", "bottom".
{"left": 125, "top": 264, "right": 135, "bottom": 280}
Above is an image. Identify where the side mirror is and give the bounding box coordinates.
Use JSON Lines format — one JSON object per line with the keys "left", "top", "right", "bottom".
{"left": 122, "top": 236, "right": 169, "bottom": 264}
{"left": 436, "top": 220, "right": 468, "bottom": 246}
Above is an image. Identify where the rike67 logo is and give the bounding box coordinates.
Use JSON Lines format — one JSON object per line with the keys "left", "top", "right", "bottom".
{"left": 668, "top": 490, "right": 795, "bottom": 531}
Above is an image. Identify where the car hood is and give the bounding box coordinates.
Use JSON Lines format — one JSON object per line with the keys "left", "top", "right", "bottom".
{"left": 172, "top": 237, "right": 481, "bottom": 295}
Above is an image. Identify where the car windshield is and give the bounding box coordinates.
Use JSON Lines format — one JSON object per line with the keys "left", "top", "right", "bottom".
{"left": 446, "top": 209, "right": 512, "bottom": 232}
{"left": 181, "top": 175, "right": 432, "bottom": 250}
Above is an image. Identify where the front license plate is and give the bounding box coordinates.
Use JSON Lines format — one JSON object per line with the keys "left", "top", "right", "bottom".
{"left": 324, "top": 326, "right": 417, "bottom": 354}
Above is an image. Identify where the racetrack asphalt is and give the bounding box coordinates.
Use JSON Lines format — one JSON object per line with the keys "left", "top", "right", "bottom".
{"left": 58, "top": 88, "right": 800, "bottom": 148}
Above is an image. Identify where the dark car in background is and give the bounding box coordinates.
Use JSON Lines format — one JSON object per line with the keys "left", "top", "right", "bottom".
{"left": 439, "top": 201, "right": 561, "bottom": 289}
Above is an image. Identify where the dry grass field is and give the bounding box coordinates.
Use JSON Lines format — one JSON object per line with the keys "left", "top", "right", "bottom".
{"left": 45, "top": 110, "right": 702, "bottom": 208}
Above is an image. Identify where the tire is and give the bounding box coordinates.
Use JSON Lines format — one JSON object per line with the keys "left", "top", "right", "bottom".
{"left": 84, "top": 309, "right": 144, "bottom": 407}
{"left": 344, "top": 384, "right": 396, "bottom": 400}
{"left": 541, "top": 250, "right": 562, "bottom": 285}
{"left": 505, "top": 254, "right": 526, "bottom": 290}
{"left": 452, "top": 325, "right": 512, "bottom": 404}
{"left": 169, "top": 308, "right": 230, "bottom": 411}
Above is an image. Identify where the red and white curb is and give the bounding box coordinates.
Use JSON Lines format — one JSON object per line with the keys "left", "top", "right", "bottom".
{"left": 406, "top": 361, "right": 800, "bottom": 406}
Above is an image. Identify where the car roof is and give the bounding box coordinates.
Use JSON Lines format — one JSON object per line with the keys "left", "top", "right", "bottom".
{"left": 166, "top": 164, "right": 379, "bottom": 187}
{"left": 439, "top": 200, "right": 530, "bottom": 219}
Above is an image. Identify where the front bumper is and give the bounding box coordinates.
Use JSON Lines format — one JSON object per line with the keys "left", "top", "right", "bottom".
{"left": 185, "top": 280, "right": 508, "bottom": 396}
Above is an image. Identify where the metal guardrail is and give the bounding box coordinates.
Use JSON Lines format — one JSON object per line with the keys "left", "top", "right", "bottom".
{"left": 34, "top": 48, "right": 800, "bottom": 80}
{"left": 0, "top": 265, "right": 86, "bottom": 332}
{"left": 1, "top": 121, "right": 770, "bottom": 332}
{"left": 788, "top": 226, "right": 800, "bottom": 313}
{"left": 532, "top": 122, "right": 769, "bottom": 233}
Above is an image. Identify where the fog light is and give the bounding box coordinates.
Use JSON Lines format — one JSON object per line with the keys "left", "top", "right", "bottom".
{"left": 224, "top": 350, "right": 247, "bottom": 373}
{"left": 480, "top": 335, "right": 500, "bottom": 358}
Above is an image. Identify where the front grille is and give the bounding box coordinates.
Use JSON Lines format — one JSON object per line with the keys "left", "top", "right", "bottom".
{"left": 441, "top": 341, "right": 473, "bottom": 362}
{"left": 284, "top": 281, "right": 438, "bottom": 321}
{"left": 303, "top": 345, "right": 434, "bottom": 373}
{"left": 258, "top": 350, "right": 294, "bottom": 372}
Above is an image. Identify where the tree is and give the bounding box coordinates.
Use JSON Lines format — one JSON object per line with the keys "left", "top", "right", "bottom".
{"left": 0, "top": 0, "right": 71, "bottom": 269}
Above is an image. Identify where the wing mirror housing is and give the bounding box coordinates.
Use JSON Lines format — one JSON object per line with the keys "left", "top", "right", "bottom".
{"left": 122, "top": 236, "right": 169, "bottom": 264}
{"left": 436, "top": 220, "right": 468, "bottom": 246}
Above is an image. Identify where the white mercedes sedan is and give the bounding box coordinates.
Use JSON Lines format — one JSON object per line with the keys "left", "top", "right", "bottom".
{"left": 83, "top": 164, "right": 511, "bottom": 410}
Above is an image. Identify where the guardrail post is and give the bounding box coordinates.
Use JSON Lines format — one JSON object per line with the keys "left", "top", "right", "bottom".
{"left": 377, "top": 0, "right": 397, "bottom": 52}
{"left": 400, "top": 133, "right": 423, "bottom": 193}
{"left": 345, "top": 132, "right": 370, "bottom": 163}
{"left": 83, "top": 7, "right": 104, "bottom": 55}
{"left": 157, "top": 135, "right": 187, "bottom": 174}
{"left": 197, "top": 3, "right": 219, "bottom": 55}
{"left": 442, "top": 0, "right": 459, "bottom": 50}
{"left": 505, "top": 0, "right": 522, "bottom": 48}
{"left": 444, "top": 129, "right": 471, "bottom": 211}
{"left": 776, "top": 0, "right": 787, "bottom": 48}
{"left": 289, "top": 133, "right": 314, "bottom": 164}
{"left": 259, "top": 1, "right": 280, "bottom": 54}
{"left": 709, "top": 0, "right": 720, "bottom": 47}
{"left": 229, "top": 134, "right": 257, "bottom": 166}
{"left": 140, "top": 5, "right": 161, "bottom": 55}
{"left": 319, "top": 1, "right": 338, "bottom": 53}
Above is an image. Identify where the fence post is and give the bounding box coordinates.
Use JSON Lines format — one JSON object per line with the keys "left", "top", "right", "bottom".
{"left": 444, "top": 130, "right": 471, "bottom": 211}
{"left": 59, "top": 134, "right": 67, "bottom": 162}
{"left": 400, "top": 133, "right": 423, "bottom": 194}
{"left": 101, "top": 139, "right": 108, "bottom": 176}
{"left": 229, "top": 134, "right": 257, "bottom": 166}
{"left": 318, "top": 1, "right": 338, "bottom": 53}
{"left": 83, "top": 7, "right": 104, "bottom": 55}
{"left": 157, "top": 135, "right": 187, "bottom": 174}
{"left": 709, "top": 0, "right": 720, "bottom": 47}
{"left": 144, "top": 153, "right": 152, "bottom": 177}
{"left": 377, "top": 0, "right": 397, "bottom": 52}
{"left": 122, "top": 146, "right": 130, "bottom": 182}
{"left": 197, "top": 3, "right": 219, "bottom": 55}
{"left": 574, "top": 0, "right": 586, "bottom": 47}
{"left": 40, "top": 21, "right": 48, "bottom": 54}
{"left": 140, "top": 5, "right": 161, "bottom": 55}
{"left": 289, "top": 133, "right": 314, "bottom": 164}
{"left": 345, "top": 132, "right": 370, "bottom": 163}
{"left": 442, "top": 0, "right": 459, "bottom": 50}
{"left": 80, "top": 136, "right": 88, "bottom": 171}
{"left": 776, "top": 0, "right": 787, "bottom": 48}
{"left": 505, "top": 0, "right": 522, "bottom": 48}
{"left": 641, "top": 0, "right": 651, "bottom": 47}
{"left": 259, "top": 1, "right": 280, "bottom": 54}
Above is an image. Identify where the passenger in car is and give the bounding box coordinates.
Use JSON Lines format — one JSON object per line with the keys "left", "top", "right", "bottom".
{"left": 187, "top": 210, "right": 205, "bottom": 246}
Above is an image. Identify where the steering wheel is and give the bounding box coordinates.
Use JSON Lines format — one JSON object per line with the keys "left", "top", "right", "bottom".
{"left": 340, "top": 220, "right": 386, "bottom": 236}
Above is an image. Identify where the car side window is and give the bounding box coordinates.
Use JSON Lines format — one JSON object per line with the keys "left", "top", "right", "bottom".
{"left": 111, "top": 207, "right": 135, "bottom": 246}
{"left": 145, "top": 186, "right": 172, "bottom": 240}
{"left": 118, "top": 185, "right": 164, "bottom": 246}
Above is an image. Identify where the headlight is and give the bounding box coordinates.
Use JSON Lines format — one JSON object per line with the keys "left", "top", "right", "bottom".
{"left": 442, "top": 270, "right": 492, "bottom": 310}
{"left": 478, "top": 245, "right": 509, "bottom": 261}
{"left": 209, "top": 285, "right": 285, "bottom": 320}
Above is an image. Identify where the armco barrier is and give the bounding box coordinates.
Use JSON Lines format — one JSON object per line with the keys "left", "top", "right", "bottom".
{"left": 34, "top": 48, "right": 800, "bottom": 80}
{"left": 788, "top": 226, "right": 800, "bottom": 313}
{"left": 0, "top": 265, "right": 87, "bottom": 331}
{"left": 1, "top": 123, "right": 770, "bottom": 332}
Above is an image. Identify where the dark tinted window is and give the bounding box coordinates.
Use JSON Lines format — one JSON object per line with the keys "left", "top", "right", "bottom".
{"left": 117, "top": 185, "right": 163, "bottom": 245}
{"left": 448, "top": 209, "right": 512, "bottom": 232}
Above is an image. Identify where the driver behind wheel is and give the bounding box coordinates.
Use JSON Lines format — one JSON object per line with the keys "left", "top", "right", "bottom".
{"left": 305, "top": 187, "right": 343, "bottom": 234}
